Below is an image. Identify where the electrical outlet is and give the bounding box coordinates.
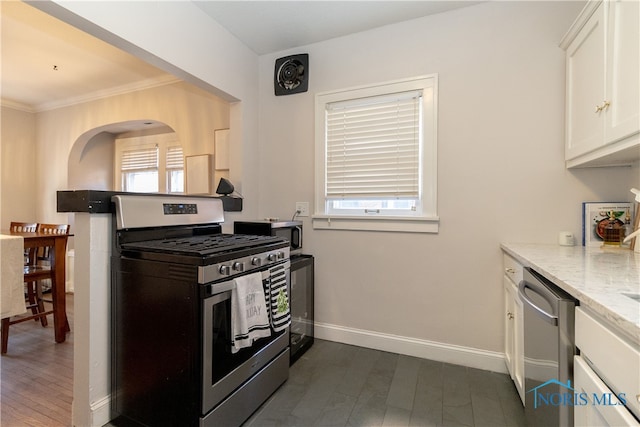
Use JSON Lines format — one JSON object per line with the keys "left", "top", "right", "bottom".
{"left": 295, "top": 202, "right": 309, "bottom": 217}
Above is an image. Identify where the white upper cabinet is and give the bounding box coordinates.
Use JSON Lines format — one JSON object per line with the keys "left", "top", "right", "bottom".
{"left": 561, "top": 0, "right": 639, "bottom": 168}
{"left": 564, "top": 3, "right": 606, "bottom": 159}
{"left": 606, "top": 0, "right": 640, "bottom": 143}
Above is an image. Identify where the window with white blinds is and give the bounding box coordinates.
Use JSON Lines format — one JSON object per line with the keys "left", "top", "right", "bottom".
{"left": 166, "top": 146, "right": 184, "bottom": 193}
{"left": 121, "top": 147, "right": 158, "bottom": 172}
{"left": 114, "top": 133, "right": 185, "bottom": 194}
{"left": 314, "top": 75, "right": 439, "bottom": 233}
{"left": 166, "top": 146, "right": 184, "bottom": 170}
{"left": 326, "top": 91, "right": 421, "bottom": 200}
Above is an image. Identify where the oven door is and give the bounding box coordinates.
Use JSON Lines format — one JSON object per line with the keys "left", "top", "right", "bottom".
{"left": 201, "top": 262, "right": 290, "bottom": 415}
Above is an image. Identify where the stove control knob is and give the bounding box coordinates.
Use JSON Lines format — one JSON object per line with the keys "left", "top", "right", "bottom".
{"left": 277, "top": 251, "right": 285, "bottom": 259}
{"left": 267, "top": 253, "right": 277, "bottom": 262}
{"left": 219, "top": 265, "right": 231, "bottom": 275}
{"left": 232, "top": 262, "right": 244, "bottom": 272}
{"left": 251, "top": 257, "right": 262, "bottom": 266}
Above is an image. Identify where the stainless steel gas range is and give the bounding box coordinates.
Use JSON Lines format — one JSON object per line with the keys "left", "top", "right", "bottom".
{"left": 110, "top": 195, "right": 290, "bottom": 427}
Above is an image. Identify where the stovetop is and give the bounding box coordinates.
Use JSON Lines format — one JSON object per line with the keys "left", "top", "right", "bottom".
{"left": 121, "top": 233, "right": 286, "bottom": 257}
{"left": 112, "top": 194, "right": 289, "bottom": 268}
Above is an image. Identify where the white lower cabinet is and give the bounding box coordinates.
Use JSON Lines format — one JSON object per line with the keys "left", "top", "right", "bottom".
{"left": 574, "top": 307, "right": 640, "bottom": 425}
{"left": 503, "top": 254, "right": 525, "bottom": 404}
{"left": 574, "top": 355, "right": 639, "bottom": 426}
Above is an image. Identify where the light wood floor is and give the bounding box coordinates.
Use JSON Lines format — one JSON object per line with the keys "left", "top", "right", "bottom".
{"left": 0, "top": 293, "right": 74, "bottom": 427}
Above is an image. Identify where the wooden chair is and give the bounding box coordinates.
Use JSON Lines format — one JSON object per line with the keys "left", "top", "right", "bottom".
{"left": 33, "top": 223, "right": 71, "bottom": 305}
{"left": 34, "top": 223, "right": 71, "bottom": 268}
{"left": 1, "top": 223, "right": 70, "bottom": 354}
{"left": 9, "top": 221, "right": 37, "bottom": 272}
{"left": 9, "top": 222, "right": 37, "bottom": 233}
{"left": 36, "top": 223, "right": 71, "bottom": 236}
{"left": 8, "top": 222, "right": 42, "bottom": 320}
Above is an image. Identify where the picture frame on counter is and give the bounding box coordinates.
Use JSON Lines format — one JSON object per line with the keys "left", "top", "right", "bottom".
{"left": 582, "top": 202, "right": 635, "bottom": 247}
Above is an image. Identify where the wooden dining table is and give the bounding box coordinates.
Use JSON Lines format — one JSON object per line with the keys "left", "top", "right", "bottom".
{"left": 5, "top": 230, "right": 71, "bottom": 343}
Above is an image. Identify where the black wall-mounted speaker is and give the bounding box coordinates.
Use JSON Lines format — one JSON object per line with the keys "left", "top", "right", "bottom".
{"left": 274, "top": 54, "right": 309, "bottom": 96}
{"left": 216, "top": 177, "right": 235, "bottom": 195}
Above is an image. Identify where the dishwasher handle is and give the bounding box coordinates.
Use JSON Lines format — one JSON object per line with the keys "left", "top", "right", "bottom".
{"left": 518, "top": 279, "right": 559, "bottom": 326}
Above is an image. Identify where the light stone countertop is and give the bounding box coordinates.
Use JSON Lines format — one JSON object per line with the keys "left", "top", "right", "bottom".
{"left": 501, "top": 243, "right": 640, "bottom": 345}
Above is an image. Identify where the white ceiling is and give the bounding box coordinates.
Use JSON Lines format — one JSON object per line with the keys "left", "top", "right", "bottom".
{"left": 194, "top": 1, "right": 483, "bottom": 55}
{"left": 1, "top": 1, "right": 481, "bottom": 111}
{"left": 0, "top": 1, "right": 173, "bottom": 112}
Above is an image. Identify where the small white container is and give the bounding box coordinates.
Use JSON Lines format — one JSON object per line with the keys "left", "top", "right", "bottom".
{"left": 558, "top": 231, "right": 575, "bottom": 246}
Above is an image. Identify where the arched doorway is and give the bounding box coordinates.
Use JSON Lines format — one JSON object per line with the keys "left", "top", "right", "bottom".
{"left": 68, "top": 120, "right": 176, "bottom": 191}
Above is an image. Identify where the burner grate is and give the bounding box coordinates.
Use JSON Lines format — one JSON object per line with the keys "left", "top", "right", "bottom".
{"left": 122, "top": 234, "right": 284, "bottom": 257}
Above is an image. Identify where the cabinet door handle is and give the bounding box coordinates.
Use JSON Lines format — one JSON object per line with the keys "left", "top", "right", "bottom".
{"left": 505, "top": 268, "right": 516, "bottom": 274}
{"left": 507, "top": 311, "right": 514, "bottom": 320}
{"left": 595, "top": 100, "right": 611, "bottom": 113}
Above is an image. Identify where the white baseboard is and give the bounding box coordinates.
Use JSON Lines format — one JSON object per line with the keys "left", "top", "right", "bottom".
{"left": 90, "top": 396, "right": 111, "bottom": 427}
{"left": 315, "top": 321, "right": 508, "bottom": 374}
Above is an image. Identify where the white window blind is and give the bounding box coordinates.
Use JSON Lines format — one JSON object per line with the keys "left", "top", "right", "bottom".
{"left": 166, "top": 146, "right": 184, "bottom": 170}
{"left": 166, "top": 145, "right": 185, "bottom": 193}
{"left": 121, "top": 147, "right": 158, "bottom": 171}
{"left": 314, "top": 75, "right": 438, "bottom": 233}
{"left": 325, "top": 90, "right": 421, "bottom": 200}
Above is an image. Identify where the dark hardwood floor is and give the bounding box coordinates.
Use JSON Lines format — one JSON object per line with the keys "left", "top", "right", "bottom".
{"left": 1, "top": 294, "right": 525, "bottom": 427}
{"left": 245, "top": 340, "right": 526, "bottom": 427}
{"left": 0, "top": 293, "right": 73, "bottom": 427}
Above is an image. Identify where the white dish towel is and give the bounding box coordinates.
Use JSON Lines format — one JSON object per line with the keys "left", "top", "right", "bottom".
{"left": 231, "top": 272, "right": 271, "bottom": 353}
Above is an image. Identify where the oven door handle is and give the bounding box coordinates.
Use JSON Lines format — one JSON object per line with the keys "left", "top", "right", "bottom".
{"left": 209, "top": 280, "right": 236, "bottom": 296}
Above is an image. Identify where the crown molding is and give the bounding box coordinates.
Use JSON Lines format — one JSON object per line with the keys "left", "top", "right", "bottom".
{"left": 1, "top": 99, "right": 36, "bottom": 113}
{"left": 34, "top": 75, "right": 182, "bottom": 113}
{"left": 559, "top": 0, "right": 601, "bottom": 50}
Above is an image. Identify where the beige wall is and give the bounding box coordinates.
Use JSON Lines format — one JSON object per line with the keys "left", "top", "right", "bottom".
{"left": 1, "top": 106, "right": 37, "bottom": 229}
{"left": 2, "top": 81, "right": 229, "bottom": 228}
{"left": 2, "top": 80, "right": 229, "bottom": 266}
{"left": 30, "top": 81, "right": 229, "bottom": 225}
{"left": 68, "top": 132, "right": 115, "bottom": 191}
{"left": 34, "top": 0, "right": 261, "bottom": 228}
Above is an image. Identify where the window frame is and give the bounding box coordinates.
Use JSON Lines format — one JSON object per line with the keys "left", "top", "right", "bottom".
{"left": 165, "top": 145, "right": 185, "bottom": 194}
{"left": 313, "top": 75, "right": 439, "bottom": 233}
{"left": 119, "top": 143, "right": 160, "bottom": 193}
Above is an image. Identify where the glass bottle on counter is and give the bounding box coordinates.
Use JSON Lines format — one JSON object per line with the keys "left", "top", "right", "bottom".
{"left": 602, "top": 210, "right": 624, "bottom": 246}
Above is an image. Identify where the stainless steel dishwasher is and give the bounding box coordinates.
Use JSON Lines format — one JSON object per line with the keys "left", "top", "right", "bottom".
{"left": 519, "top": 267, "right": 577, "bottom": 427}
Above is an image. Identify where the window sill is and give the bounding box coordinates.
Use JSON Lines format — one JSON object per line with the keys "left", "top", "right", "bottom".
{"left": 311, "top": 215, "right": 439, "bottom": 233}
